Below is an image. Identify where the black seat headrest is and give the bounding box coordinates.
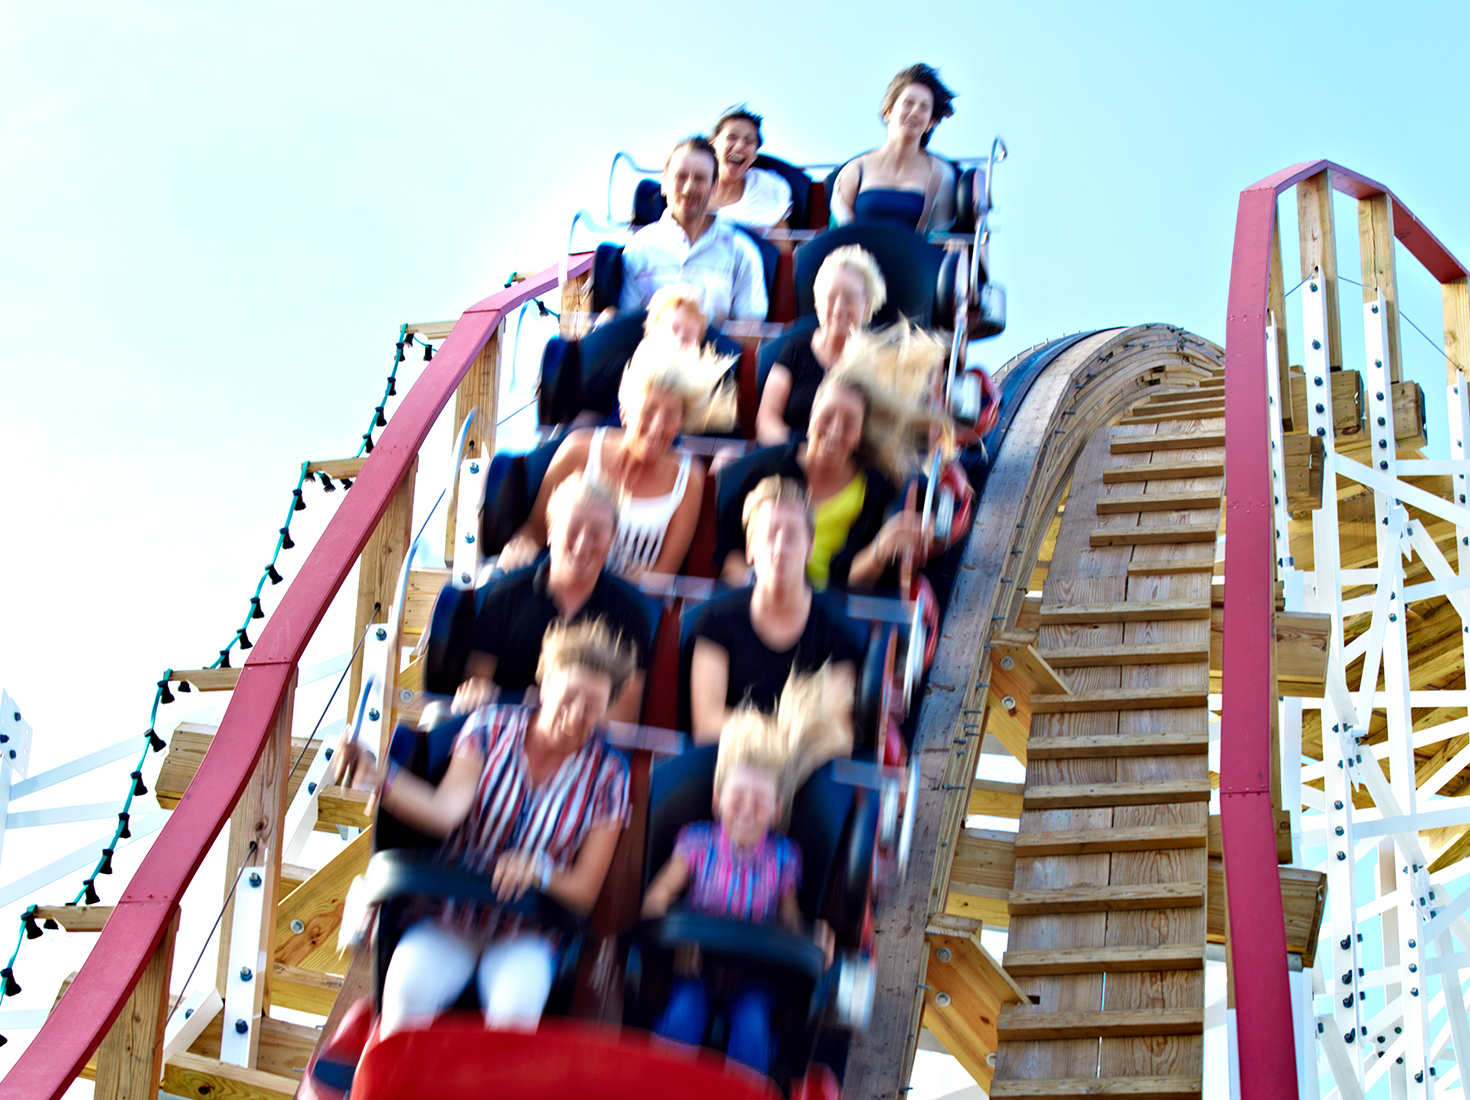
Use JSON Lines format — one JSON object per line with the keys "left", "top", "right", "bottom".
{"left": 538, "top": 337, "right": 582, "bottom": 427}
{"left": 632, "top": 178, "right": 665, "bottom": 226}
{"left": 591, "top": 243, "right": 625, "bottom": 314}
{"left": 952, "top": 166, "right": 979, "bottom": 235}
{"left": 643, "top": 745, "right": 719, "bottom": 890}
{"left": 423, "top": 585, "right": 477, "bottom": 697}
{"left": 793, "top": 224, "right": 944, "bottom": 328}
{"left": 477, "top": 436, "right": 563, "bottom": 554}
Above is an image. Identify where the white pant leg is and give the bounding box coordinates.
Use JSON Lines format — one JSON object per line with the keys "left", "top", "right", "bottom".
{"left": 379, "top": 920, "right": 481, "bottom": 1037}
{"left": 475, "top": 933, "right": 557, "bottom": 1027}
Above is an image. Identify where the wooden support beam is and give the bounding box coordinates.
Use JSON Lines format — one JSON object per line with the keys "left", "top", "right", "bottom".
{"left": 968, "top": 780, "right": 1024, "bottom": 819}
{"left": 315, "top": 785, "right": 372, "bottom": 830}
{"left": 1443, "top": 277, "right": 1470, "bottom": 387}
{"left": 1270, "top": 214, "right": 1294, "bottom": 429}
{"left": 944, "top": 829, "right": 1017, "bottom": 924}
{"left": 1208, "top": 609, "right": 1331, "bottom": 697}
{"left": 1008, "top": 882, "right": 1204, "bottom": 915}
{"left": 991, "top": 1077, "right": 1203, "bottom": 1098}
{"left": 1297, "top": 169, "right": 1343, "bottom": 369}
{"left": 1102, "top": 459, "right": 1224, "bottom": 483}
{"left": 403, "top": 319, "right": 456, "bottom": 341}
{"left": 1206, "top": 858, "right": 1323, "bottom": 966}
{"left": 1359, "top": 192, "right": 1404, "bottom": 383}
{"left": 1029, "top": 687, "right": 1209, "bottom": 714}
{"left": 1095, "top": 491, "right": 1223, "bottom": 514}
{"left": 166, "top": 669, "right": 241, "bottom": 693}
{"left": 350, "top": 457, "right": 417, "bottom": 712}
{"left": 997, "top": 1007, "right": 1202, "bottom": 1040}
{"left": 275, "top": 828, "right": 371, "bottom": 973}
{"left": 1002, "top": 943, "right": 1204, "bottom": 977}
{"left": 1022, "top": 780, "right": 1212, "bottom": 810}
{"left": 921, "top": 915, "right": 1025, "bottom": 1093}
{"left": 1040, "top": 600, "right": 1210, "bottom": 626}
{"left": 1119, "top": 402, "right": 1225, "bottom": 425}
{"left": 1283, "top": 432, "right": 1325, "bottom": 511}
{"left": 988, "top": 632, "right": 1069, "bottom": 695}
{"left": 94, "top": 909, "right": 178, "bottom": 1100}
{"left": 1110, "top": 430, "right": 1224, "bottom": 454}
{"left": 1041, "top": 641, "right": 1209, "bottom": 668}
{"left": 161, "top": 1052, "right": 297, "bottom": 1100}
{"left": 304, "top": 456, "right": 367, "bottom": 481}
{"left": 443, "top": 327, "right": 499, "bottom": 563}
{"left": 1026, "top": 732, "right": 1209, "bottom": 759}
{"left": 156, "top": 724, "right": 319, "bottom": 812}
{"left": 1125, "top": 558, "right": 1216, "bottom": 576}
{"left": 215, "top": 671, "right": 295, "bottom": 1059}
{"left": 1090, "top": 523, "right": 1219, "bottom": 547}
{"left": 1011, "top": 823, "right": 1206, "bottom": 858}
{"left": 272, "top": 962, "right": 345, "bottom": 1015}
{"left": 1289, "top": 368, "right": 1363, "bottom": 437}
{"left": 32, "top": 905, "right": 112, "bottom": 932}
{"left": 1208, "top": 812, "right": 1292, "bottom": 864}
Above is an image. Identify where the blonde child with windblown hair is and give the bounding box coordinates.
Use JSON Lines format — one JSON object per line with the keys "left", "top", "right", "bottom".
{"left": 640, "top": 667, "right": 851, "bottom": 1074}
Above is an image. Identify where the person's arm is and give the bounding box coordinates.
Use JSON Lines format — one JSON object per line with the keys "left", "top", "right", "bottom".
{"left": 847, "top": 511, "right": 928, "bottom": 586}
{"left": 492, "top": 824, "right": 623, "bottom": 916}
{"left": 607, "top": 671, "right": 645, "bottom": 724}
{"left": 830, "top": 160, "right": 860, "bottom": 226}
{"left": 641, "top": 851, "right": 692, "bottom": 919}
{"left": 378, "top": 748, "right": 484, "bottom": 838}
{"left": 755, "top": 365, "right": 794, "bottom": 446}
{"left": 648, "top": 461, "right": 705, "bottom": 575}
{"left": 499, "top": 433, "right": 588, "bottom": 570}
{"left": 927, "top": 157, "right": 958, "bottom": 234}
{"left": 451, "top": 651, "right": 499, "bottom": 715}
{"left": 690, "top": 637, "right": 732, "bottom": 744}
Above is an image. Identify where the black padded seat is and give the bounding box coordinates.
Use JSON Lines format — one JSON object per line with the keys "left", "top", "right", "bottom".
{"left": 792, "top": 224, "right": 944, "bottom": 328}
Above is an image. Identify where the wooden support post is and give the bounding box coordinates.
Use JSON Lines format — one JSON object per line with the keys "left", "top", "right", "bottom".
{"left": 349, "top": 459, "right": 417, "bottom": 712}
{"left": 442, "top": 327, "right": 500, "bottom": 564}
{"left": 215, "top": 671, "right": 295, "bottom": 1065}
{"left": 1297, "top": 170, "right": 1343, "bottom": 369}
{"left": 1358, "top": 193, "right": 1404, "bottom": 383}
{"left": 561, "top": 269, "right": 593, "bottom": 340}
{"left": 1444, "top": 277, "right": 1470, "bottom": 386}
{"left": 93, "top": 908, "right": 179, "bottom": 1100}
{"left": 1269, "top": 217, "right": 1294, "bottom": 430}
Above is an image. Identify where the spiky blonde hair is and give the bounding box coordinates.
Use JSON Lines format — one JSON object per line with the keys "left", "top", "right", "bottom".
{"left": 816, "top": 320, "right": 948, "bottom": 481}
{"left": 536, "top": 616, "right": 638, "bottom": 699}
{"left": 645, "top": 283, "right": 709, "bottom": 335}
{"left": 714, "top": 664, "right": 854, "bottom": 826}
{"left": 619, "top": 335, "right": 738, "bottom": 435}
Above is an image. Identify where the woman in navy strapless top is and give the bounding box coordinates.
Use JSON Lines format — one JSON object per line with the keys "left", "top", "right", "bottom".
{"left": 830, "top": 63, "right": 958, "bottom": 236}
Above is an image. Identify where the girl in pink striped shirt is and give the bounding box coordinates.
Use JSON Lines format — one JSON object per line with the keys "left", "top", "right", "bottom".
{"left": 641, "top": 670, "right": 847, "bottom": 1073}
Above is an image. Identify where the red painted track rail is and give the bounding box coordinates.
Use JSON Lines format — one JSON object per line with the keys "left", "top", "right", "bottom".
{"left": 1222, "top": 161, "right": 1467, "bottom": 1098}
{"left": 0, "top": 256, "right": 593, "bottom": 1100}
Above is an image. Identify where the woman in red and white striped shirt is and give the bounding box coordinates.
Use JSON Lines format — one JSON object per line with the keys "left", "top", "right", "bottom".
{"left": 340, "top": 619, "right": 636, "bottom": 1035}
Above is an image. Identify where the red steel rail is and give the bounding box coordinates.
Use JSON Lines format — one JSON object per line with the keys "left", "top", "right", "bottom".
{"left": 0, "top": 256, "right": 593, "bottom": 1100}
{"left": 1222, "top": 161, "right": 1466, "bottom": 1098}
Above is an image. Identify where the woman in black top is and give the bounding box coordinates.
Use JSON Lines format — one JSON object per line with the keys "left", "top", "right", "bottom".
{"left": 688, "top": 477, "right": 863, "bottom": 743}
{"left": 755, "top": 245, "right": 886, "bottom": 445}
{"left": 717, "top": 324, "right": 946, "bottom": 591}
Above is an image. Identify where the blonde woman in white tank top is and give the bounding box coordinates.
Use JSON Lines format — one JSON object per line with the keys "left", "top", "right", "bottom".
{"left": 500, "top": 336, "right": 736, "bottom": 579}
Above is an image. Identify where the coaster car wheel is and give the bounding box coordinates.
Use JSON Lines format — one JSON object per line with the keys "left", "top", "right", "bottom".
{"left": 950, "top": 365, "right": 1000, "bottom": 447}
{"left": 929, "top": 460, "right": 975, "bottom": 552}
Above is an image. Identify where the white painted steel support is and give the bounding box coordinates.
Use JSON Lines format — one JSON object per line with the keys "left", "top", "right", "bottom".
{"left": 281, "top": 717, "right": 346, "bottom": 863}
{"left": 451, "top": 451, "right": 489, "bottom": 590}
{"left": 219, "top": 853, "right": 268, "bottom": 1067}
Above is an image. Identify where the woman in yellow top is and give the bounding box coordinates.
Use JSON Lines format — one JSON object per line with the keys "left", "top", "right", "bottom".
{"left": 714, "top": 323, "right": 944, "bottom": 590}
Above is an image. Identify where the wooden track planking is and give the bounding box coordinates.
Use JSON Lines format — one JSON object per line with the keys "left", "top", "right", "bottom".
{"left": 996, "top": 411, "right": 1215, "bottom": 1090}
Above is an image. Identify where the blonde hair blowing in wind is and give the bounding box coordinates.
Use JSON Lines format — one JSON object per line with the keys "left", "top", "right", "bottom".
{"left": 818, "top": 320, "right": 950, "bottom": 482}
{"left": 714, "top": 664, "right": 854, "bottom": 827}
{"left": 619, "top": 335, "right": 737, "bottom": 435}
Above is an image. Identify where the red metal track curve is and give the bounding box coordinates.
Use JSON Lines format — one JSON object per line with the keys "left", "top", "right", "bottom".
{"left": 0, "top": 256, "right": 593, "bottom": 1100}
{"left": 1222, "top": 161, "right": 1466, "bottom": 1097}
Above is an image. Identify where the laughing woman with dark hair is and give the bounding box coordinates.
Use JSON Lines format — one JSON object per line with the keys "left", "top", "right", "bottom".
{"left": 830, "top": 63, "right": 959, "bottom": 235}
{"left": 708, "top": 106, "right": 793, "bottom": 231}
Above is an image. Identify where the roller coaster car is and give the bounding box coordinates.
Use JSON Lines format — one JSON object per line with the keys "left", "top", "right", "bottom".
{"left": 622, "top": 745, "right": 877, "bottom": 1092}
{"left": 300, "top": 718, "right": 592, "bottom": 1100}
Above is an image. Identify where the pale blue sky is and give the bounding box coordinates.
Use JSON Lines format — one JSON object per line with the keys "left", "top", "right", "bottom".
{"left": 0, "top": 0, "right": 1467, "bottom": 1083}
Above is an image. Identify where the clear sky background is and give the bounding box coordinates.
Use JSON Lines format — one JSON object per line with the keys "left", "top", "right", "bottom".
{"left": 1, "top": 1, "right": 1468, "bottom": 1093}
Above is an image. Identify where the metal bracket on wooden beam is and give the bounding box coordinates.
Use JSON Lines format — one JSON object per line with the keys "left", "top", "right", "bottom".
{"left": 219, "top": 854, "right": 268, "bottom": 1067}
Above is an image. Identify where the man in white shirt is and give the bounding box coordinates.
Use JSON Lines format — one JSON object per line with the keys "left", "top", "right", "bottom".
{"left": 618, "top": 137, "right": 768, "bottom": 326}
